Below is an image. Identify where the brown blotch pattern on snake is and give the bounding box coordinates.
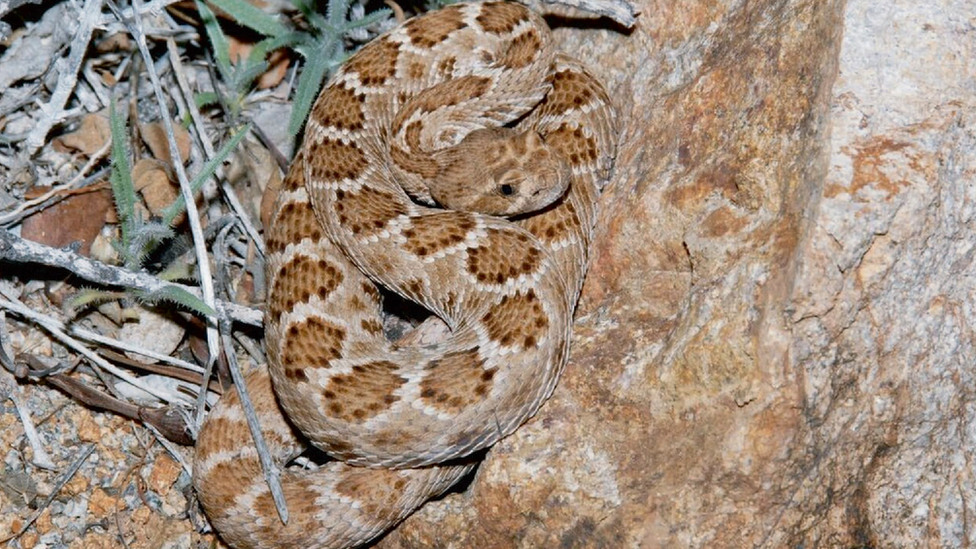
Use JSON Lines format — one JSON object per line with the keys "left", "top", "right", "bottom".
{"left": 193, "top": 416, "right": 241, "bottom": 457}
{"left": 199, "top": 456, "right": 260, "bottom": 514}
{"left": 437, "top": 56, "right": 456, "bottom": 78}
{"left": 361, "top": 281, "right": 383, "bottom": 306}
{"left": 334, "top": 186, "right": 409, "bottom": 236}
{"left": 402, "top": 278, "right": 426, "bottom": 300}
{"left": 265, "top": 200, "right": 323, "bottom": 254}
{"left": 311, "top": 83, "right": 367, "bottom": 132}
{"left": 280, "top": 316, "right": 346, "bottom": 374}
{"left": 481, "top": 290, "right": 549, "bottom": 348}
{"left": 391, "top": 120, "right": 440, "bottom": 178}
{"left": 268, "top": 255, "right": 344, "bottom": 319}
{"left": 402, "top": 212, "right": 477, "bottom": 257}
{"left": 251, "top": 484, "right": 323, "bottom": 548}
{"left": 334, "top": 468, "right": 412, "bottom": 521}
{"left": 321, "top": 361, "right": 406, "bottom": 423}
{"left": 420, "top": 348, "right": 496, "bottom": 413}
{"left": 405, "top": 76, "right": 493, "bottom": 116}
{"left": 518, "top": 194, "right": 579, "bottom": 244}
{"left": 476, "top": 1, "right": 530, "bottom": 34}
{"left": 537, "top": 69, "right": 608, "bottom": 117}
{"left": 361, "top": 318, "right": 384, "bottom": 334}
{"left": 404, "top": 5, "right": 466, "bottom": 49}
{"left": 544, "top": 123, "right": 599, "bottom": 167}
{"left": 282, "top": 158, "right": 305, "bottom": 192}
{"left": 344, "top": 37, "right": 400, "bottom": 86}
{"left": 307, "top": 137, "right": 368, "bottom": 183}
{"left": 466, "top": 228, "right": 543, "bottom": 285}
{"left": 498, "top": 28, "right": 541, "bottom": 69}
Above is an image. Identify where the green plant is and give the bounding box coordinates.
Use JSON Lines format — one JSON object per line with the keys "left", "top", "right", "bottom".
{"left": 107, "top": 96, "right": 171, "bottom": 271}
{"left": 197, "top": 0, "right": 391, "bottom": 136}
{"left": 72, "top": 98, "right": 248, "bottom": 317}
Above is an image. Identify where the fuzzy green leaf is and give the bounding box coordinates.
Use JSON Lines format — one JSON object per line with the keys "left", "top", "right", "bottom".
{"left": 306, "top": 12, "right": 333, "bottom": 35}
{"left": 194, "top": 91, "right": 221, "bottom": 109}
{"left": 233, "top": 59, "right": 271, "bottom": 93}
{"left": 258, "top": 32, "right": 308, "bottom": 54}
{"left": 130, "top": 222, "right": 176, "bottom": 264}
{"left": 137, "top": 286, "right": 217, "bottom": 317}
{"left": 207, "top": 0, "right": 290, "bottom": 38}
{"left": 325, "top": 0, "right": 347, "bottom": 27}
{"left": 196, "top": 0, "right": 233, "bottom": 81}
{"left": 288, "top": 49, "right": 341, "bottom": 136}
{"left": 344, "top": 8, "right": 392, "bottom": 30}
{"left": 108, "top": 97, "right": 137, "bottom": 267}
{"left": 68, "top": 288, "right": 126, "bottom": 312}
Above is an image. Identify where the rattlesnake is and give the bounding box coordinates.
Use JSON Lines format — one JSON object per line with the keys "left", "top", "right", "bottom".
{"left": 193, "top": 2, "right": 617, "bottom": 547}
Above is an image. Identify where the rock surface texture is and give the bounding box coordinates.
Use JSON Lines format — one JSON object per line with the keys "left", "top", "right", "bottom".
{"left": 376, "top": 0, "right": 976, "bottom": 547}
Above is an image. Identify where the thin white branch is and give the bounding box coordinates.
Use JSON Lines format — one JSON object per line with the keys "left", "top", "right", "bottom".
{"left": 0, "top": 295, "right": 191, "bottom": 405}
{"left": 124, "top": 0, "right": 221, "bottom": 430}
{"left": 82, "top": 61, "right": 112, "bottom": 109}
{"left": 220, "top": 324, "right": 288, "bottom": 523}
{"left": 66, "top": 322, "right": 205, "bottom": 373}
{"left": 96, "top": 0, "right": 183, "bottom": 28}
{"left": 2, "top": 375, "right": 58, "bottom": 469}
{"left": 10, "top": 444, "right": 95, "bottom": 540}
{"left": 143, "top": 421, "right": 193, "bottom": 475}
{"left": 25, "top": 0, "right": 105, "bottom": 154}
{"left": 0, "top": 229, "right": 263, "bottom": 327}
{"left": 0, "top": 140, "right": 111, "bottom": 226}
{"left": 0, "top": 312, "right": 57, "bottom": 470}
{"left": 165, "top": 38, "right": 267, "bottom": 258}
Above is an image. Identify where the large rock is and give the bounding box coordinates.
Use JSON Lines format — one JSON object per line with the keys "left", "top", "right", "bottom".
{"left": 378, "top": 0, "right": 976, "bottom": 547}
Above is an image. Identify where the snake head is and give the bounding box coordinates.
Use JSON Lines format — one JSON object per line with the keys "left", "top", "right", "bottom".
{"left": 431, "top": 128, "right": 571, "bottom": 217}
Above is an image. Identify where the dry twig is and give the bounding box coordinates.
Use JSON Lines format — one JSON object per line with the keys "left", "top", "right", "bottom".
{"left": 218, "top": 318, "right": 289, "bottom": 522}
{"left": 117, "top": 0, "right": 223, "bottom": 432}
{"left": 33, "top": 360, "right": 194, "bottom": 444}
{"left": 0, "top": 230, "right": 263, "bottom": 327}
{"left": 0, "top": 292, "right": 191, "bottom": 405}
{"left": 24, "top": 0, "right": 105, "bottom": 154}
{"left": 166, "top": 38, "right": 268, "bottom": 259}
{"left": 141, "top": 419, "right": 194, "bottom": 472}
{"left": 0, "top": 314, "right": 58, "bottom": 469}
{"left": 0, "top": 141, "right": 111, "bottom": 226}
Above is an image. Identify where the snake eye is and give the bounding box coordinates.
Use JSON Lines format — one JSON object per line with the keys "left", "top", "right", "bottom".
{"left": 499, "top": 184, "right": 514, "bottom": 196}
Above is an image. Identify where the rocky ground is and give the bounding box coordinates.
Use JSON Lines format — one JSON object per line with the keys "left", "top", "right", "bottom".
{"left": 1, "top": 0, "right": 974, "bottom": 548}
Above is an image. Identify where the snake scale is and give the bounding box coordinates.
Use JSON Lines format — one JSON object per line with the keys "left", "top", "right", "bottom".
{"left": 193, "top": 2, "right": 617, "bottom": 547}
